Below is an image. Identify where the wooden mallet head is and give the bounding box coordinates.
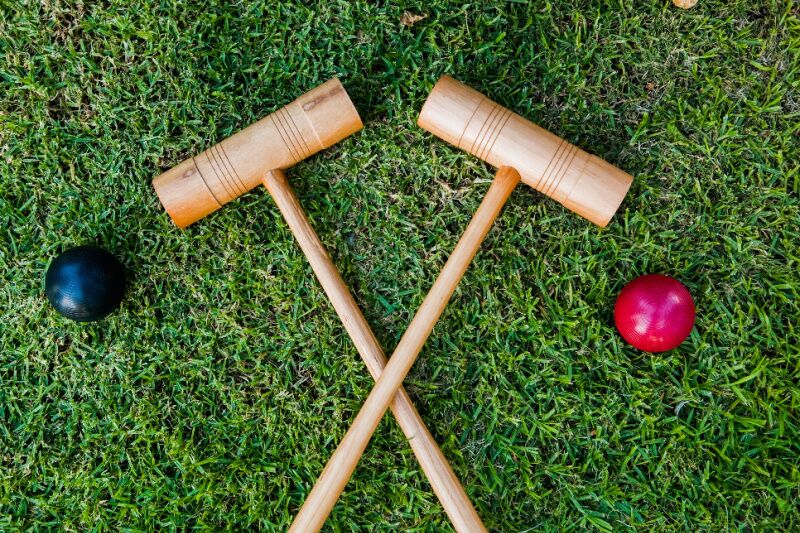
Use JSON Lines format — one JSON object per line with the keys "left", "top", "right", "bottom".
{"left": 152, "top": 78, "right": 362, "bottom": 228}
{"left": 418, "top": 75, "right": 632, "bottom": 227}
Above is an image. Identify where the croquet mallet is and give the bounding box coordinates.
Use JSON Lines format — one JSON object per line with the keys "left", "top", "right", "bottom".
{"left": 290, "top": 75, "right": 634, "bottom": 531}
{"left": 152, "top": 78, "right": 485, "bottom": 532}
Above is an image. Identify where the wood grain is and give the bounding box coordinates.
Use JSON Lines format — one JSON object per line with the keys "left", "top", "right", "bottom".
{"left": 262, "top": 169, "right": 485, "bottom": 533}
{"left": 289, "top": 166, "right": 521, "bottom": 532}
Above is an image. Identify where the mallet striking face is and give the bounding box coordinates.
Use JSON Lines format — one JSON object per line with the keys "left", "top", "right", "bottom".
{"left": 290, "top": 76, "right": 633, "bottom": 531}
{"left": 152, "top": 79, "right": 485, "bottom": 532}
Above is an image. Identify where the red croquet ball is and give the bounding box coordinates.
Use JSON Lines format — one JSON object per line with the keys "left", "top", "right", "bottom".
{"left": 614, "top": 274, "right": 695, "bottom": 352}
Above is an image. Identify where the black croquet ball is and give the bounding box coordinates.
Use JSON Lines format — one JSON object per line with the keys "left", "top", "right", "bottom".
{"left": 45, "top": 245, "right": 126, "bottom": 322}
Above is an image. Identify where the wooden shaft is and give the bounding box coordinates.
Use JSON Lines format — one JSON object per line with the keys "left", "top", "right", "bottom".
{"left": 289, "top": 166, "right": 521, "bottom": 532}
{"left": 418, "top": 75, "right": 632, "bottom": 227}
{"left": 262, "top": 170, "right": 486, "bottom": 533}
{"left": 152, "top": 78, "right": 362, "bottom": 228}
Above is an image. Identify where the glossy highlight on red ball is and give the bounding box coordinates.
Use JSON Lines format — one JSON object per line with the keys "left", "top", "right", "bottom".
{"left": 614, "top": 274, "right": 695, "bottom": 352}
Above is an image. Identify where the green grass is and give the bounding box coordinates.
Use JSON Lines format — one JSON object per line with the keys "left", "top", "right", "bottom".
{"left": 1, "top": 0, "right": 798, "bottom": 530}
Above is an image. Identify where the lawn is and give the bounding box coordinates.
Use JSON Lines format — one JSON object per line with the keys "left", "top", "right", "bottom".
{"left": 1, "top": 0, "right": 798, "bottom": 530}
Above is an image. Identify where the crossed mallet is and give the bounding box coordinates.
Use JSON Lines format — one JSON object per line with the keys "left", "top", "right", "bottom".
{"left": 153, "top": 76, "right": 632, "bottom": 531}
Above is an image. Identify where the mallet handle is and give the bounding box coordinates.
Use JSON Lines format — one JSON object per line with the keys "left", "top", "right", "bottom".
{"left": 262, "top": 170, "right": 486, "bottom": 533}
{"left": 289, "top": 166, "right": 521, "bottom": 532}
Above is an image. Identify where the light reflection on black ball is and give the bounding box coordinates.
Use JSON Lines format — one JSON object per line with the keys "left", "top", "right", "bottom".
{"left": 45, "top": 245, "right": 126, "bottom": 322}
